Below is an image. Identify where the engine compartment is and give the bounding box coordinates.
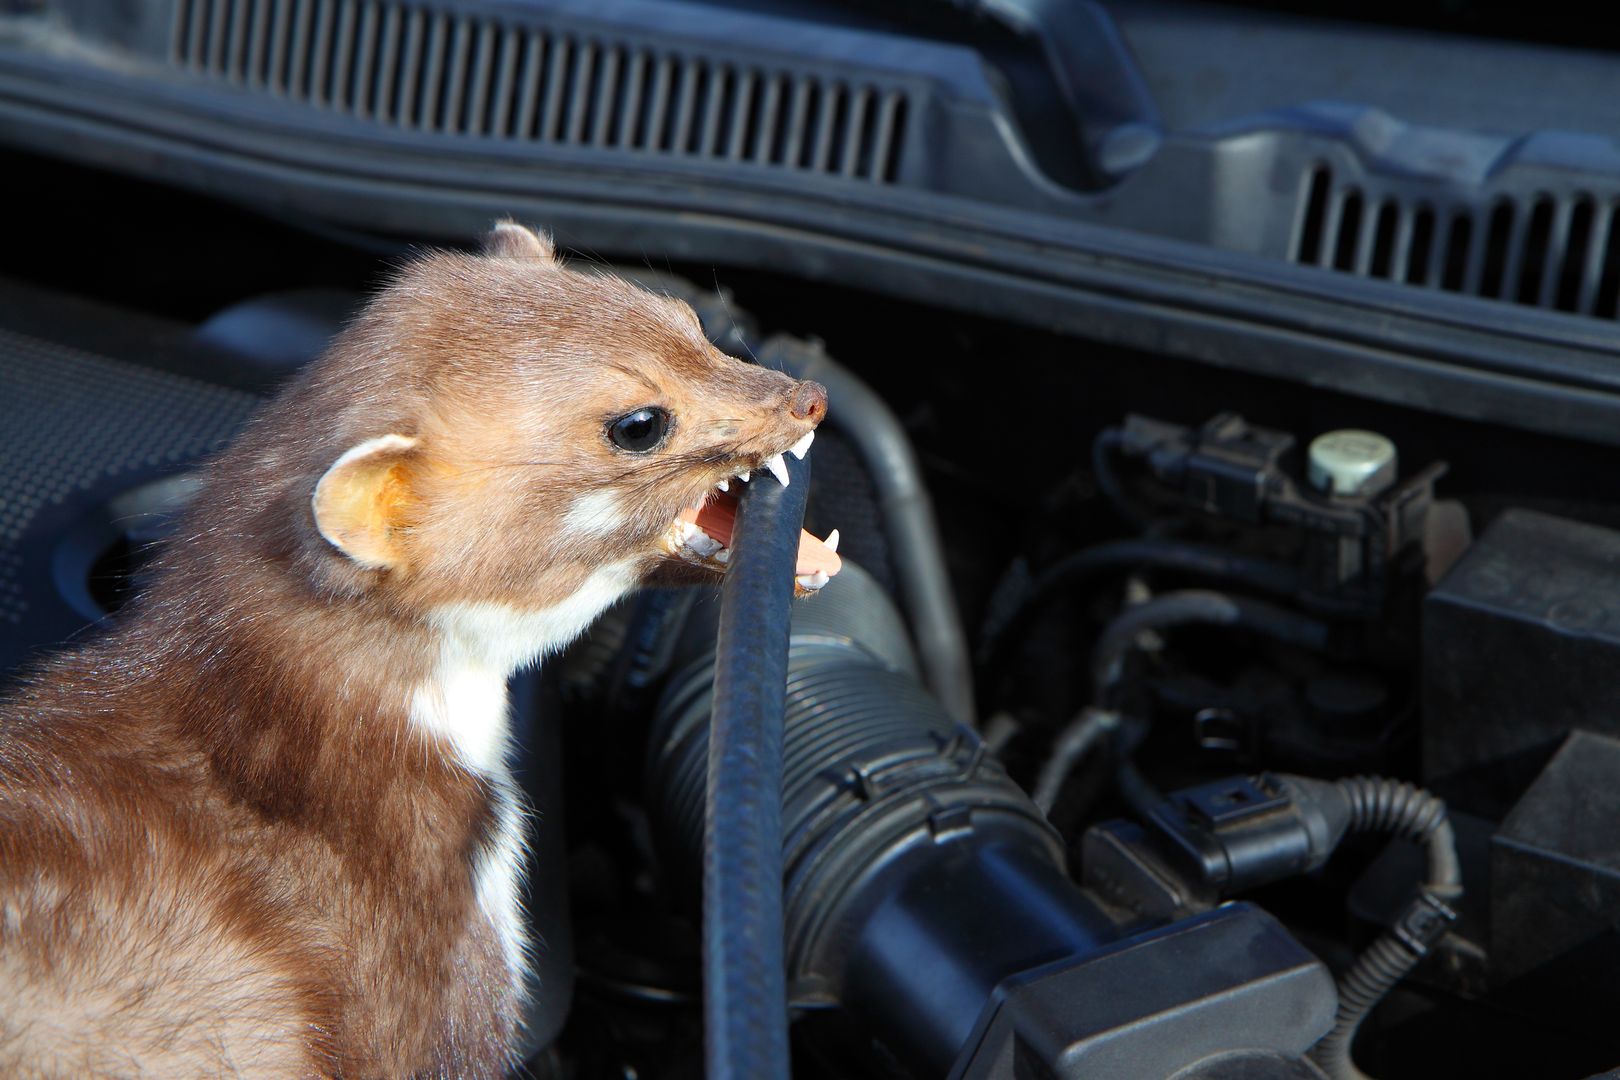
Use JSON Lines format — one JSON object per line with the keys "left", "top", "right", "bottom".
{"left": 6, "top": 147, "right": 1620, "bottom": 1078}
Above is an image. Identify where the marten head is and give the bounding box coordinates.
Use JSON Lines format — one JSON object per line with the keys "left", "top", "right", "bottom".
{"left": 274, "top": 221, "right": 838, "bottom": 670}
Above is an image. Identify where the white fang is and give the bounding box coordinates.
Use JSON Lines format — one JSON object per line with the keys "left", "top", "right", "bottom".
{"left": 763, "top": 453, "right": 790, "bottom": 487}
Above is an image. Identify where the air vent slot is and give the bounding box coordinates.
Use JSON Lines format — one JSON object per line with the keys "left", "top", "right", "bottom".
{"left": 170, "top": 0, "right": 909, "bottom": 182}
{"left": 1292, "top": 163, "right": 1620, "bottom": 318}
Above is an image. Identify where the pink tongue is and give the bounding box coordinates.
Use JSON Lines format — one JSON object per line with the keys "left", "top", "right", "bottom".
{"left": 679, "top": 496, "right": 843, "bottom": 577}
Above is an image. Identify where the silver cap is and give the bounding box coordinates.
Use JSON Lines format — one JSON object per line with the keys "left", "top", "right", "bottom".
{"left": 1308, "top": 429, "right": 1398, "bottom": 497}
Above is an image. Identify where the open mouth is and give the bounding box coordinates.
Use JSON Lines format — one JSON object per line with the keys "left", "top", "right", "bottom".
{"left": 663, "top": 433, "right": 842, "bottom": 593}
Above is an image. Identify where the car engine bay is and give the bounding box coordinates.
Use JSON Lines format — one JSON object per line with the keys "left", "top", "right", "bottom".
{"left": 6, "top": 1, "right": 1620, "bottom": 1077}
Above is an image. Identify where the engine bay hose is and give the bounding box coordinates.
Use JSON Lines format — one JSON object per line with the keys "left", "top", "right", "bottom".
{"left": 1091, "top": 427, "right": 1151, "bottom": 529}
{"left": 978, "top": 542, "right": 1304, "bottom": 702}
{"left": 1031, "top": 589, "right": 1333, "bottom": 813}
{"left": 758, "top": 334, "right": 976, "bottom": 727}
{"left": 1090, "top": 589, "right": 1333, "bottom": 703}
{"left": 701, "top": 452, "right": 811, "bottom": 1080}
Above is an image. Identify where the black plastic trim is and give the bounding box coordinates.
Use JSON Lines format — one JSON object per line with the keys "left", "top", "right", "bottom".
{"left": 6, "top": 60, "right": 1620, "bottom": 445}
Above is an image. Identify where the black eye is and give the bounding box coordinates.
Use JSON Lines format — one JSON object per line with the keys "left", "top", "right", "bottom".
{"left": 608, "top": 407, "right": 671, "bottom": 453}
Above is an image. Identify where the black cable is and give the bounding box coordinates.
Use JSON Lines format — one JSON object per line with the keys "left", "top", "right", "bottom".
{"left": 1114, "top": 756, "right": 1176, "bottom": 825}
{"left": 1089, "top": 589, "right": 1332, "bottom": 706}
{"left": 1090, "top": 427, "right": 1151, "bottom": 530}
{"left": 1031, "top": 590, "right": 1331, "bottom": 818}
{"left": 978, "top": 540, "right": 1302, "bottom": 702}
{"left": 1094, "top": 591, "right": 1329, "bottom": 814}
{"left": 703, "top": 453, "right": 810, "bottom": 1080}
{"left": 1306, "top": 777, "right": 1461, "bottom": 1080}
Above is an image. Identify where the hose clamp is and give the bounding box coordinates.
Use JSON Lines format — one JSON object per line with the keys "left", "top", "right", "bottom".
{"left": 1394, "top": 890, "right": 1458, "bottom": 956}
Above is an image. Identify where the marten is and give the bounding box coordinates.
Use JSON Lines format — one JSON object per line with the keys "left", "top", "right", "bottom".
{"left": 0, "top": 222, "right": 841, "bottom": 1077}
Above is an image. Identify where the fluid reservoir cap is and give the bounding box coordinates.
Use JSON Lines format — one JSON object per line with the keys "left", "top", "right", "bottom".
{"left": 1308, "top": 429, "right": 1398, "bottom": 497}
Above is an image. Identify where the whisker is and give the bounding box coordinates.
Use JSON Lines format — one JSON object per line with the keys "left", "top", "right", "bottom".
{"left": 712, "top": 272, "right": 761, "bottom": 364}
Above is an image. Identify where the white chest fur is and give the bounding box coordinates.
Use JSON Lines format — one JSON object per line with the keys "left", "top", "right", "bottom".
{"left": 409, "top": 663, "right": 529, "bottom": 995}
{"left": 410, "top": 560, "right": 642, "bottom": 994}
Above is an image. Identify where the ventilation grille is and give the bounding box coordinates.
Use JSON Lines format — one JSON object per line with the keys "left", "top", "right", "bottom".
{"left": 170, "top": 0, "right": 910, "bottom": 182}
{"left": 1293, "top": 164, "right": 1620, "bottom": 318}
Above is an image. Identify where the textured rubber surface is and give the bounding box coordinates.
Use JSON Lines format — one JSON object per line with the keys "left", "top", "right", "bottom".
{"left": 0, "top": 326, "right": 260, "bottom": 625}
{"left": 702, "top": 451, "right": 809, "bottom": 1080}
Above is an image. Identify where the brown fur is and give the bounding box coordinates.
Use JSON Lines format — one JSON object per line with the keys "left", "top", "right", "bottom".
{"left": 0, "top": 224, "right": 824, "bottom": 1077}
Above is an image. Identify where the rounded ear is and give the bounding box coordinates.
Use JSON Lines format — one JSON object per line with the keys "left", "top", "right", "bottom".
{"left": 483, "top": 220, "right": 556, "bottom": 261}
{"left": 311, "top": 434, "right": 421, "bottom": 570}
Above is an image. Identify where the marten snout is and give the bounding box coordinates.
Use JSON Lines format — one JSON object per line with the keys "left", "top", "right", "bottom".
{"left": 788, "top": 381, "right": 827, "bottom": 423}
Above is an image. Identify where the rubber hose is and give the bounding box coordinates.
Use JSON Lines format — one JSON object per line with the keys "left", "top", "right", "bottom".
{"left": 978, "top": 541, "right": 1303, "bottom": 698}
{"left": 1091, "top": 427, "right": 1151, "bottom": 529}
{"left": 758, "top": 335, "right": 975, "bottom": 727}
{"left": 702, "top": 452, "right": 811, "bottom": 1080}
{"left": 1089, "top": 589, "right": 1332, "bottom": 703}
{"left": 1030, "top": 706, "right": 1116, "bottom": 813}
{"left": 1027, "top": 590, "right": 1330, "bottom": 817}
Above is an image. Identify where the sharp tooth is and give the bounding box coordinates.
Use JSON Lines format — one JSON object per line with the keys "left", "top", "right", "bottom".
{"left": 714, "top": 549, "right": 731, "bottom": 564}
{"left": 795, "top": 571, "right": 830, "bottom": 592}
{"left": 737, "top": 470, "right": 750, "bottom": 483}
{"left": 811, "top": 570, "right": 829, "bottom": 588}
{"left": 763, "top": 453, "right": 790, "bottom": 487}
{"left": 823, "top": 528, "right": 840, "bottom": 554}
{"left": 689, "top": 532, "right": 722, "bottom": 557}
{"left": 716, "top": 478, "right": 729, "bottom": 492}
{"left": 788, "top": 431, "right": 816, "bottom": 460}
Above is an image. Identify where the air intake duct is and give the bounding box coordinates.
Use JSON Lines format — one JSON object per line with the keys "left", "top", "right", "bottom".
{"left": 645, "top": 562, "right": 1118, "bottom": 1075}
